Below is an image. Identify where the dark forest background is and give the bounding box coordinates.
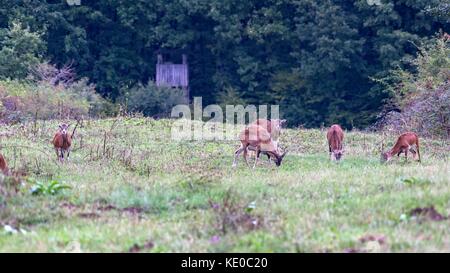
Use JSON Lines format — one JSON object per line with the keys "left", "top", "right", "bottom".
{"left": 0, "top": 0, "right": 448, "bottom": 128}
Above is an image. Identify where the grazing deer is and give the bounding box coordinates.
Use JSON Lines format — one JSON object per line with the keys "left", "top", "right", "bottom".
{"left": 232, "top": 124, "right": 287, "bottom": 168}
{"left": 327, "top": 124, "right": 344, "bottom": 161}
{"left": 52, "top": 123, "right": 72, "bottom": 162}
{"left": 381, "top": 132, "right": 421, "bottom": 163}
{"left": 249, "top": 119, "right": 286, "bottom": 162}
{"left": 0, "top": 153, "right": 9, "bottom": 174}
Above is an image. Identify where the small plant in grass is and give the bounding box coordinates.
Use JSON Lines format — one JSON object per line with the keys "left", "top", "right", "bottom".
{"left": 29, "top": 179, "right": 71, "bottom": 196}
{"left": 209, "top": 190, "right": 263, "bottom": 234}
{"left": 398, "top": 176, "right": 431, "bottom": 186}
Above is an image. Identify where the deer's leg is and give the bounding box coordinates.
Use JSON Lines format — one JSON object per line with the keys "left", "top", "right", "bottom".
{"left": 416, "top": 144, "right": 421, "bottom": 162}
{"left": 243, "top": 146, "right": 250, "bottom": 167}
{"left": 253, "top": 147, "right": 260, "bottom": 169}
{"left": 330, "top": 151, "right": 336, "bottom": 161}
{"left": 270, "top": 142, "right": 279, "bottom": 164}
{"left": 232, "top": 145, "right": 245, "bottom": 167}
{"left": 404, "top": 148, "right": 408, "bottom": 162}
{"left": 54, "top": 148, "right": 60, "bottom": 160}
{"left": 57, "top": 148, "right": 63, "bottom": 162}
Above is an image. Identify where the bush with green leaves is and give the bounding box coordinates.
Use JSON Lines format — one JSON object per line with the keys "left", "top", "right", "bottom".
{"left": 375, "top": 34, "right": 450, "bottom": 138}
{"left": 0, "top": 75, "right": 117, "bottom": 123}
{"left": 0, "top": 80, "right": 88, "bottom": 122}
{"left": 120, "top": 81, "right": 188, "bottom": 118}
{"left": 0, "top": 21, "right": 45, "bottom": 80}
{"left": 67, "top": 78, "right": 118, "bottom": 117}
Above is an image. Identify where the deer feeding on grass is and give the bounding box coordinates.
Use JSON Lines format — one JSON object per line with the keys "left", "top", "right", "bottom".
{"left": 232, "top": 124, "right": 287, "bottom": 169}
{"left": 247, "top": 119, "right": 286, "bottom": 162}
{"left": 381, "top": 132, "right": 421, "bottom": 163}
{"left": 327, "top": 124, "right": 344, "bottom": 161}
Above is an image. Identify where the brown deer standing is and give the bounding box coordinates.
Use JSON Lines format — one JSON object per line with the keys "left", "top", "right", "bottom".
{"left": 327, "top": 124, "right": 344, "bottom": 161}
{"left": 381, "top": 132, "right": 421, "bottom": 163}
{"left": 52, "top": 123, "right": 72, "bottom": 162}
{"left": 232, "top": 124, "right": 287, "bottom": 168}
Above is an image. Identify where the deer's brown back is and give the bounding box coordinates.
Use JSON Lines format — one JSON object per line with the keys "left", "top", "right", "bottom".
{"left": 327, "top": 125, "right": 344, "bottom": 150}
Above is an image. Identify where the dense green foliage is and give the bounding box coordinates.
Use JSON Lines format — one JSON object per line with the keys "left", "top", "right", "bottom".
{"left": 0, "top": 21, "right": 45, "bottom": 79}
{"left": 375, "top": 35, "right": 450, "bottom": 138}
{"left": 0, "top": 0, "right": 448, "bottom": 127}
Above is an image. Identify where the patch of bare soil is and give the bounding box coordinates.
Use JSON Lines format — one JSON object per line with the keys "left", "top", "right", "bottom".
{"left": 409, "top": 206, "right": 447, "bottom": 222}
{"left": 60, "top": 202, "right": 78, "bottom": 210}
{"left": 59, "top": 202, "right": 145, "bottom": 218}
{"left": 128, "top": 240, "right": 154, "bottom": 253}
{"left": 77, "top": 212, "right": 101, "bottom": 219}
{"left": 121, "top": 207, "right": 144, "bottom": 215}
{"left": 344, "top": 234, "right": 387, "bottom": 253}
{"left": 359, "top": 234, "right": 386, "bottom": 244}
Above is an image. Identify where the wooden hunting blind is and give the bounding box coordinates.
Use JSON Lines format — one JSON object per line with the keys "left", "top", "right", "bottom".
{"left": 156, "top": 53, "right": 189, "bottom": 100}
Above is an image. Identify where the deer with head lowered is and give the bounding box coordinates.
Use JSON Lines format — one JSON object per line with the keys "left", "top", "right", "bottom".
{"left": 381, "top": 132, "right": 421, "bottom": 163}
{"left": 327, "top": 124, "right": 344, "bottom": 161}
{"left": 232, "top": 124, "right": 287, "bottom": 168}
{"left": 248, "top": 118, "right": 286, "bottom": 162}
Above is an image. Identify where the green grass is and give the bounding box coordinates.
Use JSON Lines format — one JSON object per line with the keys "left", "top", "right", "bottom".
{"left": 0, "top": 117, "right": 449, "bottom": 252}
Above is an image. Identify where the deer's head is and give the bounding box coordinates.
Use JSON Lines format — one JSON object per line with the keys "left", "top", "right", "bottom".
{"left": 332, "top": 149, "right": 344, "bottom": 161}
{"left": 380, "top": 151, "right": 391, "bottom": 163}
{"left": 58, "top": 123, "right": 70, "bottom": 136}
{"left": 271, "top": 119, "right": 287, "bottom": 132}
{"left": 270, "top": 151, "right": 287, "bottom": 167}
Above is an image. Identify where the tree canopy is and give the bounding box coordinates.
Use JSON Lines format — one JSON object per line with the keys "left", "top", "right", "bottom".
{"left": 0, "top": 0, "right": 448, "bottom": 127}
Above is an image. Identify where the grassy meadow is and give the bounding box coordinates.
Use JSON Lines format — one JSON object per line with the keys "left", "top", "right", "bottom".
{"left": 0, "top": 117, "right": 449, "bottom": 252}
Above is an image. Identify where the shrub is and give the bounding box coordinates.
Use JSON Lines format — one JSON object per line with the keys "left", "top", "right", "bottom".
{"left": 0, "top": 65, "right": 117, "bottom": 123}
{"left": 0, "top": 80, "right": 89, "bottom": 122}
{"left": 67, "top": 78, "right": 118, "bottom": 117}
{"left": 374, "top": 34, "right": 450, "bottom": 138}
{"left": 0, "top": 21, "right": 45, "bottom": 80}
{"left": 120, "top": 81, "right": 188, "bottom": 118}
